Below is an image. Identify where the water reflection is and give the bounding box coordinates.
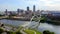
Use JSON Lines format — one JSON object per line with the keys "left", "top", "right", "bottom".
{"left": 0, "top": 19, "right": 29, "bottom": 26}
{"left": 38, "top": 23, "right": 60, "bottom": 34}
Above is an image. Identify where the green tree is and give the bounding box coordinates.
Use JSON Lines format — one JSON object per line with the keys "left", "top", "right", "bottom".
{"left": 50, "top": 32, "right": 55, "bottom": 34}
{"left": 43, "top": 30, "right": 55, "bottom": 34}
{"left": 0, "top": 28, "right": 4, "bottom": 34}
{"left": 15, "top": 31, "right": 22, "bottom": 34}
{"left": 6, "top": 31, "right": 16, "bottom": 34}
{"left": 43, "top": 30, "right": 50, "bottom": 34}
{"left": 40, "top": 16, "right": 47, "bottom": 23}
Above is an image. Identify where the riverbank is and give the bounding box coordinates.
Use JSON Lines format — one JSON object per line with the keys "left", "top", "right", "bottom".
{"left": 0, "top": 16, "right": 31, "bottom": 21}
{"left": 5, "top": 18, "right": 30, "bottom": 21}
{"left": 46, "top": 19, "right": 60, "bottom": 25}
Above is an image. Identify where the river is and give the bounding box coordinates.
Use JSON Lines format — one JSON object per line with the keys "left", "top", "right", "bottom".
{"left": 0, "top": 19, "right": 60, "bottom": 34}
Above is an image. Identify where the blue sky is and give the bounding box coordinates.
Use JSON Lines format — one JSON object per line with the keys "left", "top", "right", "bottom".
{"left": 0, "top": 0, "right": 60, "bottom": 11}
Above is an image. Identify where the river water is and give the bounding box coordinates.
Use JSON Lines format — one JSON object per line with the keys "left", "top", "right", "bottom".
{"left": 0, "top": 19, "right": 60, "bottom": 34}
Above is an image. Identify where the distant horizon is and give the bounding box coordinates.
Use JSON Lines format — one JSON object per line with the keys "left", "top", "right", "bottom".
{"left": 0, "top": 0, "right": 60, "bottom": 11}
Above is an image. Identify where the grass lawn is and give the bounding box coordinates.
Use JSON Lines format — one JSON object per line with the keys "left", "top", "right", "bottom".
{"left": 24, "top": 29, "right": 42, "bottom": 34}
{"left": 24, "top": 29, "right": 34, "bottom": 34}
{"left": 33, "top": 30, "right": 42, "bottom": 34}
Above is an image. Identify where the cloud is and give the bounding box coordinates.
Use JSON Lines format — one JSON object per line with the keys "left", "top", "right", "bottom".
{"left": 35, "top": 0, "right": 60, "bottom": 10}
{"left": 12, "top": 0, "right": 60, "bottom": 10}
{"left": 0, "top": 0, "right": 60, "bottom": 11}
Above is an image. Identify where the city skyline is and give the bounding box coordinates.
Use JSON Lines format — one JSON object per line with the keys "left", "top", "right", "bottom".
{"left": 0, "top": 0, "right": 60, "bottom": 11}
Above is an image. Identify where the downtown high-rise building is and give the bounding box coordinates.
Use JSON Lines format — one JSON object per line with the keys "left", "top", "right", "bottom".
{"left": 5, "top": 9, "right": 8, "bottom": 15}
{"left": 33, "top": 5, "right": 35, "bottom": 12}
{"left": 27, "top": 6, "right": 29, "bottom": 11}
{"left": 17, "top": 9, "right": 20, "bottom": 13}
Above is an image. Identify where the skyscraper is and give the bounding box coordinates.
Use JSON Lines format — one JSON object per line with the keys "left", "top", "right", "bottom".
{"left": 17, "top": 9, "right": 20, "bottom": 13}
{"left": 17, "top": 9, "right": 21, "bottom": 15}
{"left": 33, "top": 5, "right": 35, "bottom": 12}
{"left": 27, "top": 6, "right": 29, "bottom": 11}
{"left": 5, "top": 9, "right": 8, "bottom": 15}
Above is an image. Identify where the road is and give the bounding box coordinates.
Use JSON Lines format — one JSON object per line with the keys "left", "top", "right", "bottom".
{"left": 20, "top": 28, "right": 27, "bottom": 34}
{"left": 20, "top": 28, "right": 37, "bottom": 34}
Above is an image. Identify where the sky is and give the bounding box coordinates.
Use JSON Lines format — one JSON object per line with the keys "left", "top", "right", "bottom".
{"left": 0, "top": 0, "right": 60, "bottom": 11}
